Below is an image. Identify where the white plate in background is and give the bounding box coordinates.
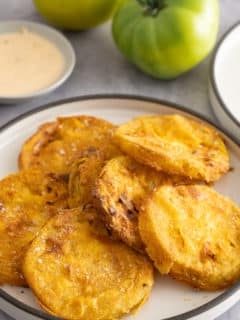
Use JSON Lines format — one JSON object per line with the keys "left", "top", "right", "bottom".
{"left": 209, "top": 22, "right": 240, "bottom": 141}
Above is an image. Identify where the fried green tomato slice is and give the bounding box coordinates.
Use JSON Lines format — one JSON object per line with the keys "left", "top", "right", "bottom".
{"left": 0, "top": 169, "right": 68, "bottom": 285}
{"left": 68, "top": 148, "right": 120, "bottom": 210}
{"left": 23, "top": 209, "right": 154, "bottom": 320}
{"left": 19, "top": 116, "right": 119, "bottom": 175}
{"left": 114, "top": 114, "right": 229, "bottom": 182}
{"left": 139, "top": 184, "right": 240, "bottom": 291}
{"left": 95, "top": 156, "right": 181, "bottom": 252}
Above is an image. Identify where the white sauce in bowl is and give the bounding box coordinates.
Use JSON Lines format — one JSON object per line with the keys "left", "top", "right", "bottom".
{"left": 0, "top": 28, "right": 65, "bottom": 96}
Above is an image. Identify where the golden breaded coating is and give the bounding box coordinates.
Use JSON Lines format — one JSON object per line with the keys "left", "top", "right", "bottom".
{"left": 68, "top": 148, "right": 120, "bottom": 210}
{"left": 23, "top": 209, "right": 153, "bottom": 320}
{"left": 95, "top": 156, "right": 174, "bottom": 252}
{"left": 19, "top": 116, "right": 119, "bottom": 175}
{"left": 139, "top": 184, "right": 240, "bottom": 291}
{"left": 0, "top": 169, "right": 68, "bottom": 285}
{"left": 114, "top": 114, "right": 229, "bottom": 182}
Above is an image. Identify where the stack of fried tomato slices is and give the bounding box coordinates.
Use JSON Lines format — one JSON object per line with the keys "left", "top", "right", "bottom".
{"left": 0, "top": 114, "right": 239, "bottom": 320}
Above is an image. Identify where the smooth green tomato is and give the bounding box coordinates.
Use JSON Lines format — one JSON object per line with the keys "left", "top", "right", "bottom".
{"left": 112, "top": 0, "right": 219, "bottom": 79}
{"left": 33, "top": 0, "right": 122, "bottom": 30}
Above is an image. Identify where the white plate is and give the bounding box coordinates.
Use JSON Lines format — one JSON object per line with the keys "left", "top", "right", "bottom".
{"left": 209, "top": 22, "right": 240, "bottom": 141}
{"left": 0, "top": 95, "right": 240, "bottom": 320}
{"left": 0, "top": 20, "right": 76, "bottom": 104}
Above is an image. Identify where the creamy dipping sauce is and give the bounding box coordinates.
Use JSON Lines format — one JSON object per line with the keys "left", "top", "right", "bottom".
{"left": 0, "top": 28, "right": 65, "bottom": 96}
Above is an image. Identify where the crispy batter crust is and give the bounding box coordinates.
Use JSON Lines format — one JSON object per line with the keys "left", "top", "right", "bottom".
{"left": 68, "top": 147, "right": 120, "bottom": 210}
{"left": 139, "top": 184, "right": 240, "bottom": 290}
{"left": 95, "top": 156, "right": 177, "bottom": 252}
{"left": 19, "top": 116, "right": 118, "bottom": 175}
{"left": 0, "top": 169, "right": 68, "bottom": 285}
{"left": 23, "top": 209, "right": 153, "bottom": 320}
{"left": 114, "top": 115, "right": 229, "bottom": 182}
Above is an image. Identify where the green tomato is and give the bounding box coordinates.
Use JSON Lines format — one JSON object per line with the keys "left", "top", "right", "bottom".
{"left": 112, "top": 0, "right": 219, "bottom": 79}
{"left": 33, "top": 0, "right": 122, "bottom": 30}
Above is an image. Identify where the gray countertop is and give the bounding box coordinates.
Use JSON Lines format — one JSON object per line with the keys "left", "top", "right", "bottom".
{"left": 0, "top": 0, "right": 239, "bottom": 319}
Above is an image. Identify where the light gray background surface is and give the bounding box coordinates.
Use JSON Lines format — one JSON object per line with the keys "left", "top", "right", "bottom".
{"left": 0, "top": 0, "right": 239, "bottom": 319}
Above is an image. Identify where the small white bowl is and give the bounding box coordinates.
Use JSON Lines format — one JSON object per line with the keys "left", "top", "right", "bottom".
{"left": 0, "top": 20, "right": 76, "bottom": 104}
{"left": 209, "top": 22, "right": 240, "bottom": 141}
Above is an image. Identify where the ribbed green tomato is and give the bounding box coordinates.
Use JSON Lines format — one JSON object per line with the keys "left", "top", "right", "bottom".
{"left": 33, "top": 0, "right": 122, "bottom": 30}
{"left": 112, "top": 0, "right": 219, "bottom": 79}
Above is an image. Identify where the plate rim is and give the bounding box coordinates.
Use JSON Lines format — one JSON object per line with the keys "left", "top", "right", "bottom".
{"left": 0, "top": 93, "right": 240, "bottom": 320}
